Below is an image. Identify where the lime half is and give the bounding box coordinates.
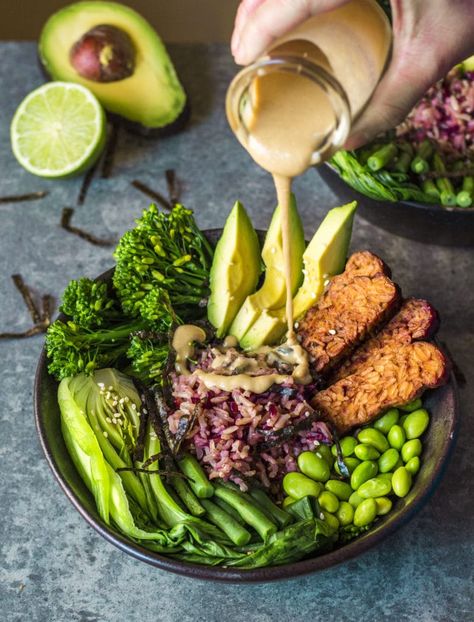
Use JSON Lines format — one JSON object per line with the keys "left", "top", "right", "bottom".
{"left": 11, "top": 81, "right": 106, "bottom": 178}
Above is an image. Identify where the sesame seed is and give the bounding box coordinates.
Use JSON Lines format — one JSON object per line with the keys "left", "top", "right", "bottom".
{"left": 108, "top": 386, "right": 113, "bottom": 391}
{"left": 106, "top": 417, "right": 112, "bottom": 423}
{"left": 142, "top": 408, "right": 148, "bottom": 415}
{"left": 105, "top": 392, "right": 111, "bottom": 399}
{"left": 328, "top": 329, "right": 336, "bottom": 335}
{"left": 131, "top": 404, "right": 137, "bottom": 410}
{"left": 103, "top": 431, "right": 108, "bottom": 438}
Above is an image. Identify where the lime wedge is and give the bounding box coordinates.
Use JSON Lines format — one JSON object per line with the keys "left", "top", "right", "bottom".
{"left": 11, "top": 81, "right": 106, "bottom": 178}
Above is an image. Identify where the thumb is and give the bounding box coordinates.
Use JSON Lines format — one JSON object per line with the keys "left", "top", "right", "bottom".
{"left": 233, "top": 0, "right": 348, "bottom": 65}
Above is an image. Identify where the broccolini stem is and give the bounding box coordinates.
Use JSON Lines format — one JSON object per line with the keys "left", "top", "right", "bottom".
{"left": 170, "top": 475, "right": 206, "bottom": 517}
{"left": 249, "top": 488, "right": 292, "bottom": 529}
{"left": 433, "top": 153, "right": 456, "bottom": 206}
{"left": 177, "top": 454, "right": 214, "bottom": 499}
{"left": 422, "top": 179, "right": 440, "bottom": 200}
{"left": 201, "top": 498, "right": 252, "bottom": 546}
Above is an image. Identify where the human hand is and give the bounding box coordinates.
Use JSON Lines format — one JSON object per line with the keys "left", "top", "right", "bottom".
{"left": 231, "top": 0, "right": 474, "bottom": 148}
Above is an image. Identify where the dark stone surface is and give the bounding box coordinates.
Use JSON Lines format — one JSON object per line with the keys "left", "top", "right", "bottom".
{"left": 0, "top": 42, "right": 472, "bottom": 622}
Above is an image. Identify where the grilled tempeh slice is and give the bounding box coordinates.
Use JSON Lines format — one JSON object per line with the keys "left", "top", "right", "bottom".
{"left": 298, "top": 251, "right": 401, "bottom": 374}
{"left": 312, "top": 341, "right": 449, "bottom": 433}
{"left": 330, "top": 298, "right": 439, "bottom": 382}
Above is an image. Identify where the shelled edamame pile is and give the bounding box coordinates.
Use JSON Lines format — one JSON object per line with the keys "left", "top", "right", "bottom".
{"left": 282, "top": 399, "right": 430, "bottom": 536}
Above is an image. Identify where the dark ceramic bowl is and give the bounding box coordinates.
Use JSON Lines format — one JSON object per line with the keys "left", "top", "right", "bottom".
{"left": 319, "top": 164, "right": 474, "bottom": 247}
{"left": 34, "top": 230, "right": 460, "bottom": 582}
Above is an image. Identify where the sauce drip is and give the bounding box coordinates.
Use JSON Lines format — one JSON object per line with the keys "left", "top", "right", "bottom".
{"left": 172, "top": 324, "right": 207, "bottom": 375}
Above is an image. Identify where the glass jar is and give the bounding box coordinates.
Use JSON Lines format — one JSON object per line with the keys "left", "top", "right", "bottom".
{"left": 226, "top": 0, "right": 391, "bottom": 177}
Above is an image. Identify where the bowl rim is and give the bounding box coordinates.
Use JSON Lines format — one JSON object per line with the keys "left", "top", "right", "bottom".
{"left": 33, "top": 253, "right": 461, "bottom": 583}
{"left": 322, "top": 161, "right": 474, "bottom": 215}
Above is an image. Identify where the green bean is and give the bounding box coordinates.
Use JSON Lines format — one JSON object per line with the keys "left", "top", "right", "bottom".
{"left": 178, "top": 454, "right": 214, "bottom": 498}
{"left": 249, "top": 488, "right": 292, "bottom": 528}
{"left": 213, "top": 496, "right": 246, "bottom": 524}
{"left": 411, "top": 140, "right": 433, "bottom": 174}
{"left": 374, "top": 408, "right": 399, "bottom": 435}
{"left": 331, "top": 436, "right": 358, "bottom": 458}
{"left": 315, "top": 444, "right": 334, "bottom": 468}
{"left": 350, "top": 460, "right": 378, "bottom": 490}
{"left": 367, "top": 143, "right": 398, "bottom": 172}
{"left": 325, "top": 479, "right": 353, "bottom": 501}
{"left": 201, "top": 499, "right": 252, "bottom": 546}
{"left": 354, "top": 444, "right": 381, "bottom": 461}
{"left": 388, "top": 425, "right": 406, "bottom": 450}
{"left": 393, "top": 149, "right": 413, "bottom": 174}
{"left": 456, "top": 190, "right": 473, "bottom": 208}
{"left": 433, "top": 153, "right": 456, "bottom": 205}
{"left": 337, "top": 501, "right": 354, "bottom": 526}
{"left": 375, "top": 497, "right": 393, "bottom": 516}
{"left": 405, "top": 456, "right": 421, "bottom": 475}
{"left": 392, "top": 467, "right": 412, "bottom": 498}
{"left": 170, "top": 475, "right": 205, "bottom": 517}
{"left": 283, "top": 472, "right": 322, "bottom": 499}
{"left": 318, "top": 491, "right": 340, "bottom": 513}
{"left": 334, "top": 457, "right": 360, "bottom": 476}
{"left": 297, "top": 451, "right": 330, "bottom": 482}
{"left": 357, "top": 428, "right": 389, "bottom": 453}
{"left": 378, "top": 448, "right": 400, "bottom": 473}
{"left": 422, "top": 179, "right": 440, "bottom": 200}
{"left": 401, "top": 439, "right": 422, "bottom": 462}
{"left": 403, "top": 408, "right": 430, "bottom": 439}
{"left": 213, "top": 483, "right": 277, "bottom": 540}
{"left": 354, "top": 498, "right": 377, "bottom": 527}
{"left": 400, "top": 398, "right": 423, "bottom": 413}
{"left": 349, "top": 491, "right": 364, "bottom": 508}
{"left": 357, "top": 477, "right": 392, "bottom": 499}
{"left": 322, "top": 511, "right": 340, "bottom": 531}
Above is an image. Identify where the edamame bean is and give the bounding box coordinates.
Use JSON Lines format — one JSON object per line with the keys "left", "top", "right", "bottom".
{"left": 322, "top": 511, "right": 340, "bottom": 531}
{"left": 283, "top": 472, "right": 322, "bottom": 499}
{"left": 354, "top": 498, "right": 377, "bottom": 527}
{"left": 319, "top": 491, "right": 340, "bottom": 513}
{"left": 325, "top": 479, "right": 353, "bottom": 501}
{"left": 375, "top": 497, "right": 393, "bottom": 516}
{"left": 378, "top": 472, "right": 393, "bottom": 483}
{"left": 374, "top": 408, "right": 400, "bottom": 434}
{"left": 282, "top": 496, "right": 295, "bottom": 508}
{"left": 403, "top": 409, "right": 430, "bottom": 439}
{"left": 297, "top": 451, "right": 330, "bottom": 482}
{"left": 337, "top": 501, "right": 354, "bottom": 526}
{"left": 392, "top": 466, "right": 412, "bottom": 498}
{"left": 354, "top": 444, "right": 381, "bottom": 461}
{"left": 350, "top": 460, "right": 378, "bottom": 490}
{"left": 401, "top": 439, "right": 422, "bottom": 462}
{"left": 388, "top": 425, "right": 406, "bottom": 450}
{"left": 357, "top": 477, "right": 392, "bottom": 499}
{"left": 335, "top": 457, "right": 361, "bottom": 476}
{"left": 400, "top": 398, "right": 423, "bottom": 413}
{"left": 399, "top": 414, "right": 408, "bottom": 426}
{"left": 331, "top": 436, "right": 357, "bottom": 457}
{"left": 405, "top": 456, "right": 421, "bottom": 475}
{"left": 349, "top": 491, "right": 364, "bottom": 508}
{"left": 315, "top": 444, "right": 334, "bottom": 468}
{"left": 357, "top": 428, "right": 389, "bottom": 453}
{"left": 378, "top": 448, "right": 400, "bottom": 473}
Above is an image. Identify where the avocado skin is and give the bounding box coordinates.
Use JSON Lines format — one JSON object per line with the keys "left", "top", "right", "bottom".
{"left": 38, "top": 1, "right": 188, "bottom": 134}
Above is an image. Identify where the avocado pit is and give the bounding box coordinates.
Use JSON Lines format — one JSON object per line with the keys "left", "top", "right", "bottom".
{"left": 70, "top": 24, "right": 135, "bottom": 82}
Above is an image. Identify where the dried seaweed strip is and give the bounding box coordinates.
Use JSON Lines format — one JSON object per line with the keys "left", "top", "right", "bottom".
{"left": 116, "top": 466, "right": 184, "bottom": 477}
{"left": 165, "top": 169, "right": 181, "bottom": 205}
{"left": 133, "top": 405, "right": 150, "bottom": 463}
{"left": 61, "top": 207, "right": 115, "bottom": 247}
{"left": 255, "top": 407, "right": 324, "bottom": 451}
{"left": 77, "top": 159, "right": 100, "bottom": 206}
{"left": 131, "top": 180, "right": 172, "bottom": 211}
{"left": 0, "top": 325, "right": 46, "bottom": 339}
{"left": 424, "top": 167, "right": 474, "bottom": 179}
{"left": 0, "top": 191, "right": 48, "bottom": 204}
{"left": 40, "top": 294, "right": 55, "bottom": 325}
{"left": 173, "top": 403, "right": 202, "bottom": 455}
{"left": 11, "top": 274, "right": 42, "bottom": 325}
{"left": 100, "top": 121, "right": 120, "bottom": 179}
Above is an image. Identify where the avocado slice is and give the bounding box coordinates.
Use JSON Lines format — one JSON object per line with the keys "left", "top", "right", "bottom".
{"left": 229, "top": 194, "right": 305, "bottom": 341}
{"left": 240, "top": 201, "right": 357, "bottom": 349}
{"left": 38, "top": 2, "right": 187, "bottom": 134}
{"left": 207, "top": 201, "right": 261, "bottom": 338}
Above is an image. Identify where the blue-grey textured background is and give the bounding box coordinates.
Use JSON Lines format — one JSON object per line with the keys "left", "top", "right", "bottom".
{"left": 0, "top": 43, "right": 473, "bottom": 622}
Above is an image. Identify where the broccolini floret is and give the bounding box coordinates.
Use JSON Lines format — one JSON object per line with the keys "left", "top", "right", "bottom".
{"left": 113, "top": 203, "right": 213, "bottom": 320}
{"left": 59, "top": 277, "right": 120, "bottom": 328}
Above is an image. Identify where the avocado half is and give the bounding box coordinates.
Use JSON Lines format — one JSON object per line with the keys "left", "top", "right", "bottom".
{"left": 38, "top": 1, "right": 188, "bottom": 136}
